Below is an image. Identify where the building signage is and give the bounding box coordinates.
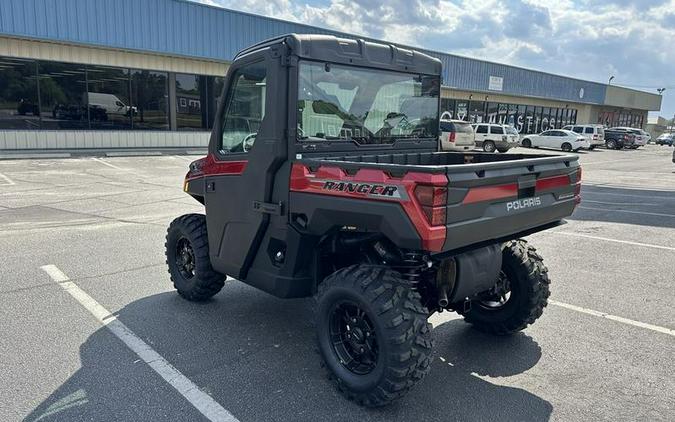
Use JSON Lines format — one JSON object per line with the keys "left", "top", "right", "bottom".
{"left": 488, "top": 76, "right": 503, "bottom": 91}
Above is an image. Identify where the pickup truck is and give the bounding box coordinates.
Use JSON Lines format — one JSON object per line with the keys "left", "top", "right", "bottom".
{"left": 604, "top": 128, "right": 636, "bottom": 149}
{"left": 165, "top": 34, "right": 581, "bottom": 407}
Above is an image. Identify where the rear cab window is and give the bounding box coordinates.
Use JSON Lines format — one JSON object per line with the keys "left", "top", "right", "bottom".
{"left": 476, "top": 125, "right": 488, "bottom": 134}
{"left": 584, "top": 127, "right": 594, "bottom": 134}
{"left": 491, "top": 126, "right": 504, "bottom": 134}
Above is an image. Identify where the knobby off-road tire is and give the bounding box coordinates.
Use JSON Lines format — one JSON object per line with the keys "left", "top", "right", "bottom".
{"left": 165, "top": 214, "right": 225, "bottom": 301}
{"left": 460, "top": 239, "right": 550, "bottom": 335}
{"left": 315, "top": 265, "right": 434, "bottom": 407}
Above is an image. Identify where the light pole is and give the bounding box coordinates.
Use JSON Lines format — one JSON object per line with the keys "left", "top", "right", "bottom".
{"left": 657, "top": 88, "right": 666, "bottom": 95}
{"left": 608, "top": 76, "right": 615, "bottom": 85}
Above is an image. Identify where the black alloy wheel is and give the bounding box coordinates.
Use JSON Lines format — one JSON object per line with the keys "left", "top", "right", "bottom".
{"left": 175, "top": 237, "right": 196, "bottom": 279}
{"left": 329, "top": 301, "right": 379, "bottom": 375}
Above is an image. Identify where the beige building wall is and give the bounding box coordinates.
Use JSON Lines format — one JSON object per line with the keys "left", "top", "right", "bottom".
{"left": 604, "top": 86, "right": 661, "bottom": 111}
{"left": 0, "top": 36, "right": 229, "bottom": 76}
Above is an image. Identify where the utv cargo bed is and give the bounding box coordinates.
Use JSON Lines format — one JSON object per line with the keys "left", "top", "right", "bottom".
{"left": 292, "top": 151, "right": 581, "bottom": 253}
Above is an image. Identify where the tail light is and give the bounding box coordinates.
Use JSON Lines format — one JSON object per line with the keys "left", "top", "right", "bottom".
{"left": 448, "top": 132, "right": 456, "bottom": 143}
{"left": 574, "top": 167, "right": 582, "bottom": 205}
{"left": 592, "top": 134, "right": 598, "bottom": 140}
{"left": 414, "top": 185, "right": 447, "bottom": 226}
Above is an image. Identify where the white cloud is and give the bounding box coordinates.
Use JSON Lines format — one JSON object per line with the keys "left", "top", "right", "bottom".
{"left": 195, "top": 0, "right": 675, "bottom": 116}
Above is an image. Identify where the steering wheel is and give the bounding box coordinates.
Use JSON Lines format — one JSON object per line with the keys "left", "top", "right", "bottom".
{"left": 242, "top": 133, "right": 257, "bottom": 152}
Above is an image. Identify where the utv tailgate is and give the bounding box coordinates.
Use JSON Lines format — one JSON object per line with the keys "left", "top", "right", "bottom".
{"left": 295, "top": 151, "right": 580, "bottom": 253}
{"left": 440, "top": 155, "right": 580, "bottom": 251}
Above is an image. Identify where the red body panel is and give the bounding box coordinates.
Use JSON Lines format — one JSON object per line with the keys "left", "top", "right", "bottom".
{"left": 290, "top": 163, "right": 447, "bottom": 252}
{"left": 185, "top": 154, "right": 248, "bottom": 181}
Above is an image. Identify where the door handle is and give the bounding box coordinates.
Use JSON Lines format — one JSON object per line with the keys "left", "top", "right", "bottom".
{"left": 252, "top": 201, "right": 283, "bottom": 216}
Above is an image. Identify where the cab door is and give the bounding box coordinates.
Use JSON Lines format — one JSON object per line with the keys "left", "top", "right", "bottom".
{"left": 204, "top": 49, "right": 288, "bottom": 279}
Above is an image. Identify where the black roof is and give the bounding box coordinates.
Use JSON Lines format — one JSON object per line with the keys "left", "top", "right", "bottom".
{"left": 235, "top": 34, "right": 442, "bottom": 76}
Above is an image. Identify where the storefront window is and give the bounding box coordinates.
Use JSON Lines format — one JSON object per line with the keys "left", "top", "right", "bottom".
{"left": 486, "top": 102, "right": 499, "bottom": 123}
{"left": 516, "top": 105, "right": 526, "bottom": 133}
{"left": 206, "top": 76, "right": 225, "bottom": 129}
{"left": 131, "top": 70, "right": 168, "bottom": 130}
{"left": 541, "top": 107, "right": 552, "bottom": 131}
{"left": 440, "top": 98, "right": 455, "bottom": 119}
{"left": 176, "top": 73, "right": 206, "bottom": 130}
{"left": 570, "top": 109, "right": 577, "bottom": 126}
{"left": 468, "top": 101, "right": 485, "bottom": 123}
{"left": 87, "top": 66, "right": 132, "bottom": 130}
{"left": 456, "top": 101, "right": 468, "bottom": 121}
{"left": 0, "top": 58, "right": 39, "bottom": 129}
{"left": 39, "top": 62, "right": 88, "bottom": 130}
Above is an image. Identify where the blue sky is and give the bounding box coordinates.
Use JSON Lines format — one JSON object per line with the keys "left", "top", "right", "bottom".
{"left": 198, "top": 0, "right": 675, "bottom": 119}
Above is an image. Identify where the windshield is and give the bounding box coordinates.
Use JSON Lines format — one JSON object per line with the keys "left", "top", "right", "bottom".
{"left": 297, "top": 61, "right": 440, "bottom": 144}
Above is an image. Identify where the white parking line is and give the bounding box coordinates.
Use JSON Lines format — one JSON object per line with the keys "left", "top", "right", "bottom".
{"left": 549, "top": 300, "right": 675, "bottom": 337}
{"left": 174, "top": 155, "right": 194, "bottom": 162}
{"left": 40, "top": 265, "right": 239, "bottom": 422}
{"left": 552, "top": 231, "right": 675, "bottom": 252}
{"left": 91, "top": 157, "right": 124, "bottom": 170}
{"left": 0, "top": 172, "right": 16, "bottom": 186}
{"left": 578, "top": 205, "right": 675, "bottom": 219}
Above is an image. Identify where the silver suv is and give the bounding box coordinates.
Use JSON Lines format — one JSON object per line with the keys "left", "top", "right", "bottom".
{"left": 471, "top": 123, "right": 520, "bottom": 153}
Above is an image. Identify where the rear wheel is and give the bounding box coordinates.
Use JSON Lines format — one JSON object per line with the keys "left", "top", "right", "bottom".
{"left": 588, "top": 145, "right": 595, "bottom": 150}
{"left": 521, "top": 139, "right": 532, "bottom": 148}
{"left": 561, "top": 142, "right": 573, "bottom": 152}
{"left": 483, "top": 141, "right": 496, "bottom": 153}
{"left": 165, "top": 214, "right": 225, "bottom": 301}
{"left": 606, "top": 139, "right": 617, "bottom": 149}
{"left": 315, "top": 265, "right": 433, "bottom": 407}
{"left": 459, "top": 240, "right": 550, "bottom": 335}
{"left": 497, "top": 147, "right": 509, "bottom": 153}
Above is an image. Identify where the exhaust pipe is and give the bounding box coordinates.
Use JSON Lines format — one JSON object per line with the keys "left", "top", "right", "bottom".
{"left": 438, "top": 286, "right": 449, "bottom": 308}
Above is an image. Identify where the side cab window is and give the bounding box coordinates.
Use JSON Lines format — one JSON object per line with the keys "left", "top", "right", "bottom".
{"left": 220, "top": 62, "right": 268, "bottom": 154}
{"left": 491, "top": 126, "right": 504, "bottom": 134}
{"left": 476, "top": 125, "right": 488, "bottom": 134}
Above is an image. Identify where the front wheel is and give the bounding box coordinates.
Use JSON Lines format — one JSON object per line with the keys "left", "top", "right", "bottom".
{"left": 459, "top": 240, "right": 550, "bottom": 335}
{"left": 315, "top": 265, "right": 433, "bottom": 407}
{"left": 606, "top": 139, "right": 617, "bottom": 149}
{"left": 483, "top": 140, "right": 496, "bottom": 153}
{"left": 165, "top": 214, "right": 225, "bottom": 301}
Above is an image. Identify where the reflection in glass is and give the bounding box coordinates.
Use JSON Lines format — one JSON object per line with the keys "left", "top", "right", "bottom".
{"left": 176, "top": 73, "right": 204, "bottom": 130}
{"left": 0, "top": 58, "right": 40, "bottom": 129}
{"left": 87, "top": 66, "right": 131, "bottom": 130}
{"left": 39, "top": 62, "right": 88, "bottom": 129}
{"left": 131, "top": 70, "right": 168, "bottom": 130}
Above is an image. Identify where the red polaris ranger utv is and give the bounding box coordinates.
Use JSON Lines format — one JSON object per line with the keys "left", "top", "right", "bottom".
{"left": 166, "top": 34, "right": 581, "bottom": 406}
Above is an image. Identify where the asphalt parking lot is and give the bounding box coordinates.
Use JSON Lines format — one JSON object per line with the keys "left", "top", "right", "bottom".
{"left": 1, "top": 145, "right": 674, "bottom": 421}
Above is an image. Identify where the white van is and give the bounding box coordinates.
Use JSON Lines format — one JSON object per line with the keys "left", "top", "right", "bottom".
{"left": 86, "top": 92, "right": 136, "bottom": 117}
{"left": 563, "top": 124, "right": 605, "bottom": 149}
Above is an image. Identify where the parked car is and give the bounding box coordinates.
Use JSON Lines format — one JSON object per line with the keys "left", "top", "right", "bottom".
{"left": 609, "top": 127, "right": 647, "bottom": 148}
{"left": 471, "top": 123, "right": 520, "bottom": 153}
{"left": 604, "top": 128, "right": 637, "bottom": 149}
{"left": 655, "top": 133, "right": 674, "bottom": 146}
{"left": 563, "top": 124, "right": 605, "bottom": 149}
{"left": 521, "top": 129, "right": 589, "bottom": 152}
{"left": 439, "top": 119, "right": 475, "bottom": 151}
